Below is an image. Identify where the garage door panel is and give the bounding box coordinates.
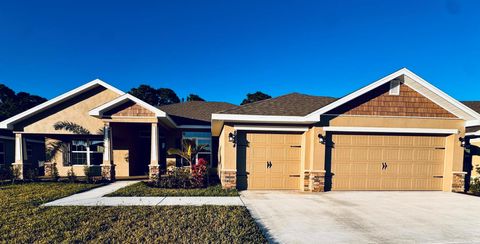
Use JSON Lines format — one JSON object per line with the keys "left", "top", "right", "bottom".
{"left": 246, "top": 132, "right": 301, "bottom": 190}
{"left": 331, "top": 134, "right": 445, "bottom": 191}
{"left": 368, "top": 148, "right": 383, "bottom": 161}
{"left": 399, "top": 149, "right": 415, "bottom": 161}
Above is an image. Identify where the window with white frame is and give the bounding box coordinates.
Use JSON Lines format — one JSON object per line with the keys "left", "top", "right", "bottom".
{"left": 70, "top": 139, "right": 104, "bottom": 166}
{"left": 181, "top": 131, "right": 211, "bottom": 165}
{"left": 0, "top": 142, "right": 5, "bottom": 165}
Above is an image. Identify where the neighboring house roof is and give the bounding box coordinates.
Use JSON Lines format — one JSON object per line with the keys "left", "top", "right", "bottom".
{"left": 159, "top": 101, "right": 237, "bottom": 126}
{"left": 218, "top": 93, "right": 336, "bottom": 116}
{"left": 0, "top": 79, "right": 125, "bottom": 130}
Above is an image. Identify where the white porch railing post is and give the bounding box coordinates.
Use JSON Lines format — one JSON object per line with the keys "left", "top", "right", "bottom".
{"left": 101, "top": 123, "right": 115, "bottom": 180}
{"left": 149, "top": 123, "right": 160, "bottom": 179}
{"left": 12, "top": 133, "right": 25, "bottom": 179}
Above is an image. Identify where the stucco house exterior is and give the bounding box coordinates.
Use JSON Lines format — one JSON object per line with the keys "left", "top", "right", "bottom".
{"left": 1, "top": 68, "right": 480, "bottom": 192}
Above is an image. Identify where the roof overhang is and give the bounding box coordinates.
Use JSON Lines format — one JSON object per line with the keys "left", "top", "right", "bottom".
{"left": 0, "top": 79, "right": 125, "bottom": 130}
{"left": 211, "top": 114, "right": 317, "bottom": 136}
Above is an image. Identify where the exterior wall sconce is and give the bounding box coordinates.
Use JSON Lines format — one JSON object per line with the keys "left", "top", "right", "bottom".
{"left": 228, "top": 132, "right": 236, "bottom": 143}
{"left": 459, "top": 137, "right": 468, "bottom": 148}
{"left": 318, "top": 134, "right": 326, "bottom": 144}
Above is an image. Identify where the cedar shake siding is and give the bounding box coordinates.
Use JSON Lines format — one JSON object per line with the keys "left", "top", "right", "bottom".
{"left": 328, "top": 82, "right": 457, "bottom": 118}
{"left": 104, "top": 101, "right": 155, "bottom": 117}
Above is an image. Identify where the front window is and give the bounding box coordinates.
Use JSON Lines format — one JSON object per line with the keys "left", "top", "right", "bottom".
{"left": 70, "top": 139, "right": 104, "bottom": 166}
{"left": 182, "top": 131, "right": 211, "bottom": 165}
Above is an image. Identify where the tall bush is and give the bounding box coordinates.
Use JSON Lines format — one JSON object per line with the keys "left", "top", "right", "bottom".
{"left": 67, "top": 167, "right": 77, "bottom": 183}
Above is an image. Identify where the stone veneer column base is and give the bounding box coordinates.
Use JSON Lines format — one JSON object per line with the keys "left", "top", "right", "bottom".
{"left": 303, "top": 171, "right": 311, "bottom": 191}
{"left": 220, "top": 170, "right": 237, "bottom": 189}
{"left": 308, "top": 170, "right": 326, "bottom": 192}
{"left": 101, "top": 164, "right": 115, "bottom": 181}
{"left": 11, "top": 163, "right": 24, "bottom": 180}
{"left": 149, "top": 165, "right": 160, "bottom": 181}
{"left": 44, "top": 162, "right": 54, "bottom": 178}
{"left": 452, "top": 172, "right": 466, "bottom": 193}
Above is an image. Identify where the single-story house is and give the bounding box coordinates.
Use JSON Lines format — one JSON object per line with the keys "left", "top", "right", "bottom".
{"left": 1, "top": 68, "right": 480, "bottom": 192}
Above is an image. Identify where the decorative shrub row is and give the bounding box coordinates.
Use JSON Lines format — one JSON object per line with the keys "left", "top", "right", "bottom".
{"left": 150, "top": 159, "right": 208, "bottom": 189}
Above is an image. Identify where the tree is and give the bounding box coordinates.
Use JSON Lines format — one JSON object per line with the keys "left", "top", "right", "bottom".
{"left": 158, "top": 88, "right": 180, "bottom": 105}
{"left": 186, "top": 94, "right": 205, "bottom": 102}
{"left": 129, "top": 84, "right": 159, "bottom": 106}
{"left": 129, "top": 85, "right": 180, "bottom": 106}
{"left": 241, "top": 91, "right": 272, "bottom": 105}
{"left": 0, "top": 84, "right": 47, "bottom": 121}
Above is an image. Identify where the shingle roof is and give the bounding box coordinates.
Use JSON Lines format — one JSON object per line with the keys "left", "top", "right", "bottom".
{"left": 218, "top": 93, "right": 337, "bottom": 116}
{"left": 462, "top": 101, "right": 480, "bottom": 114}
{"left": 159, "top": 101, "right": 237, "bottom": 125}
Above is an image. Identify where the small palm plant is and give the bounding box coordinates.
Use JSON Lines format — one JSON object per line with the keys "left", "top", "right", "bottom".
{"left": 167, "top": 139, "right": 208, "bottom": 170}
{"left": 46, "top": 121, "right": 102, "bottom": 162}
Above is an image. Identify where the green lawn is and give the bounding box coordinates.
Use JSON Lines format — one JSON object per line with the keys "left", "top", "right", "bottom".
{"left": 0, "top": 183, "right": 266, "bottom": 243}
{"left": 106, "top": 181, "right": 240, "bottom": 197}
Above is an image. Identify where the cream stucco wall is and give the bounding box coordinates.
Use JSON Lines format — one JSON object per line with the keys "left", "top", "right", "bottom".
{"left": 218, "top": 124, "right": 236, "bottom": 172}
{"left": 19, "top": 87, "right": 120, "bottom": 134}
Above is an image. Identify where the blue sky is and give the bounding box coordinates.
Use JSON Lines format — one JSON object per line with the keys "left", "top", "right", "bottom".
{"left": 0, "top": 0, "right": 479, "bottom": 104}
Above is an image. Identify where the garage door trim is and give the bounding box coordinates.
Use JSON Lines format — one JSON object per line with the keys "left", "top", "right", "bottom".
{"left": 323, "top": 126, "right": 458, "bottom": 135}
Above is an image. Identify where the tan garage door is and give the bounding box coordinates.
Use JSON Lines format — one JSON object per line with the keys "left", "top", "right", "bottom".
{"left": 331, "top": 134, "right": 445, "bottom": 191}
{"left": 246, "top": 132, "right": 301, "bottom": 189}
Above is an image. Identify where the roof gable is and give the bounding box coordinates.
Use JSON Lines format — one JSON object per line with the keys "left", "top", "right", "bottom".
{"left": 89, "top": 94, "right": 167, "bottom": 118}
{"left": 327, "top": 78, "right": 457, "bottom": 118}
{"left": 305, "top": 68, "right": 480, "bottom": 122}
{"left": 0, "top": 79, "right": 124, "bottom": 130}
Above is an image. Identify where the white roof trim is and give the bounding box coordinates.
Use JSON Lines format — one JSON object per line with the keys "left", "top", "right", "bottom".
{"left": 323, "top": 126, "right": 458, "bottom": 134}
{"left": 211, "top": 114, "right": 316, "bottom": 124}
{"left": 0, "top": 79, "right": 125, "bottom": 130}
{"left": 176, "top": 125, "right": 211, "bottom": 129}
{"left": 234, "top": 125, "right": 309, "bottom": 132}
{"left": 89, "top": 93, "right": 167, "bottom": 118}
{"left": 305, "top": 68, "right": 480, "bottom": 123}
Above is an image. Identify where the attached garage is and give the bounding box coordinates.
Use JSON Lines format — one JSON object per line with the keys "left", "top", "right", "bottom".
{"left": 237, "top": 132, "right": 302, "bottom": 190}
{"left": 213, "top": 69, "right": 476, "bottom": 193}
{"left": 330, "top": 133, "right": 446, "bottom": 191}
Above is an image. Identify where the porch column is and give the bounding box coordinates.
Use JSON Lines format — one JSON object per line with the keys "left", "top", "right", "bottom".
{"left": 149, "top": 122, "right": 160, "bottom": 180}
{"left": 101, "top": 123, "right": 115, "bottom": 181}
{"left": 12, "top": 133, "right": 25, "bottom": 179}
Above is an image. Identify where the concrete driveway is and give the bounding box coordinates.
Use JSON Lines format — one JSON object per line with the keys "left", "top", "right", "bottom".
{"left": 241, "top": 191, "right": 480, "bottom": 243}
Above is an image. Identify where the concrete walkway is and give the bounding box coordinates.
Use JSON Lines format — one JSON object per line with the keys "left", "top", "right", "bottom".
{"left": 43, "top": 181, "right": 244, "bottom": 206}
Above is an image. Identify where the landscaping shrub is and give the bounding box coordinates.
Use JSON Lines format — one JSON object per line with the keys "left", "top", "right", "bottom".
{"left": 152, "top": 159, "right": 210, "bottom": 189}
{"left": 67, "top": 167, "right": 77, "bottom": 183}
{"left": 52, "top": 163, "right": 60, "bottom": 181}
{"left": 470, "top": 177, "right": 480, "bottom": 195}
{"left": 0, "top": 166, "right": 13, "bottom": 181}
{"left": 84, "top": 166, "right": 93, "bottom": 184}
{"left": 25, "top": 168, "right": 39, "bottom": 181}
{"left": 470, "top": 166, "right": 480, "bottom": 195}
{"left": 191, "top": 158, "right": 208, "bottom": 187}
{"left": 153, "top": 167, "right": 194, "bottom": 188}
